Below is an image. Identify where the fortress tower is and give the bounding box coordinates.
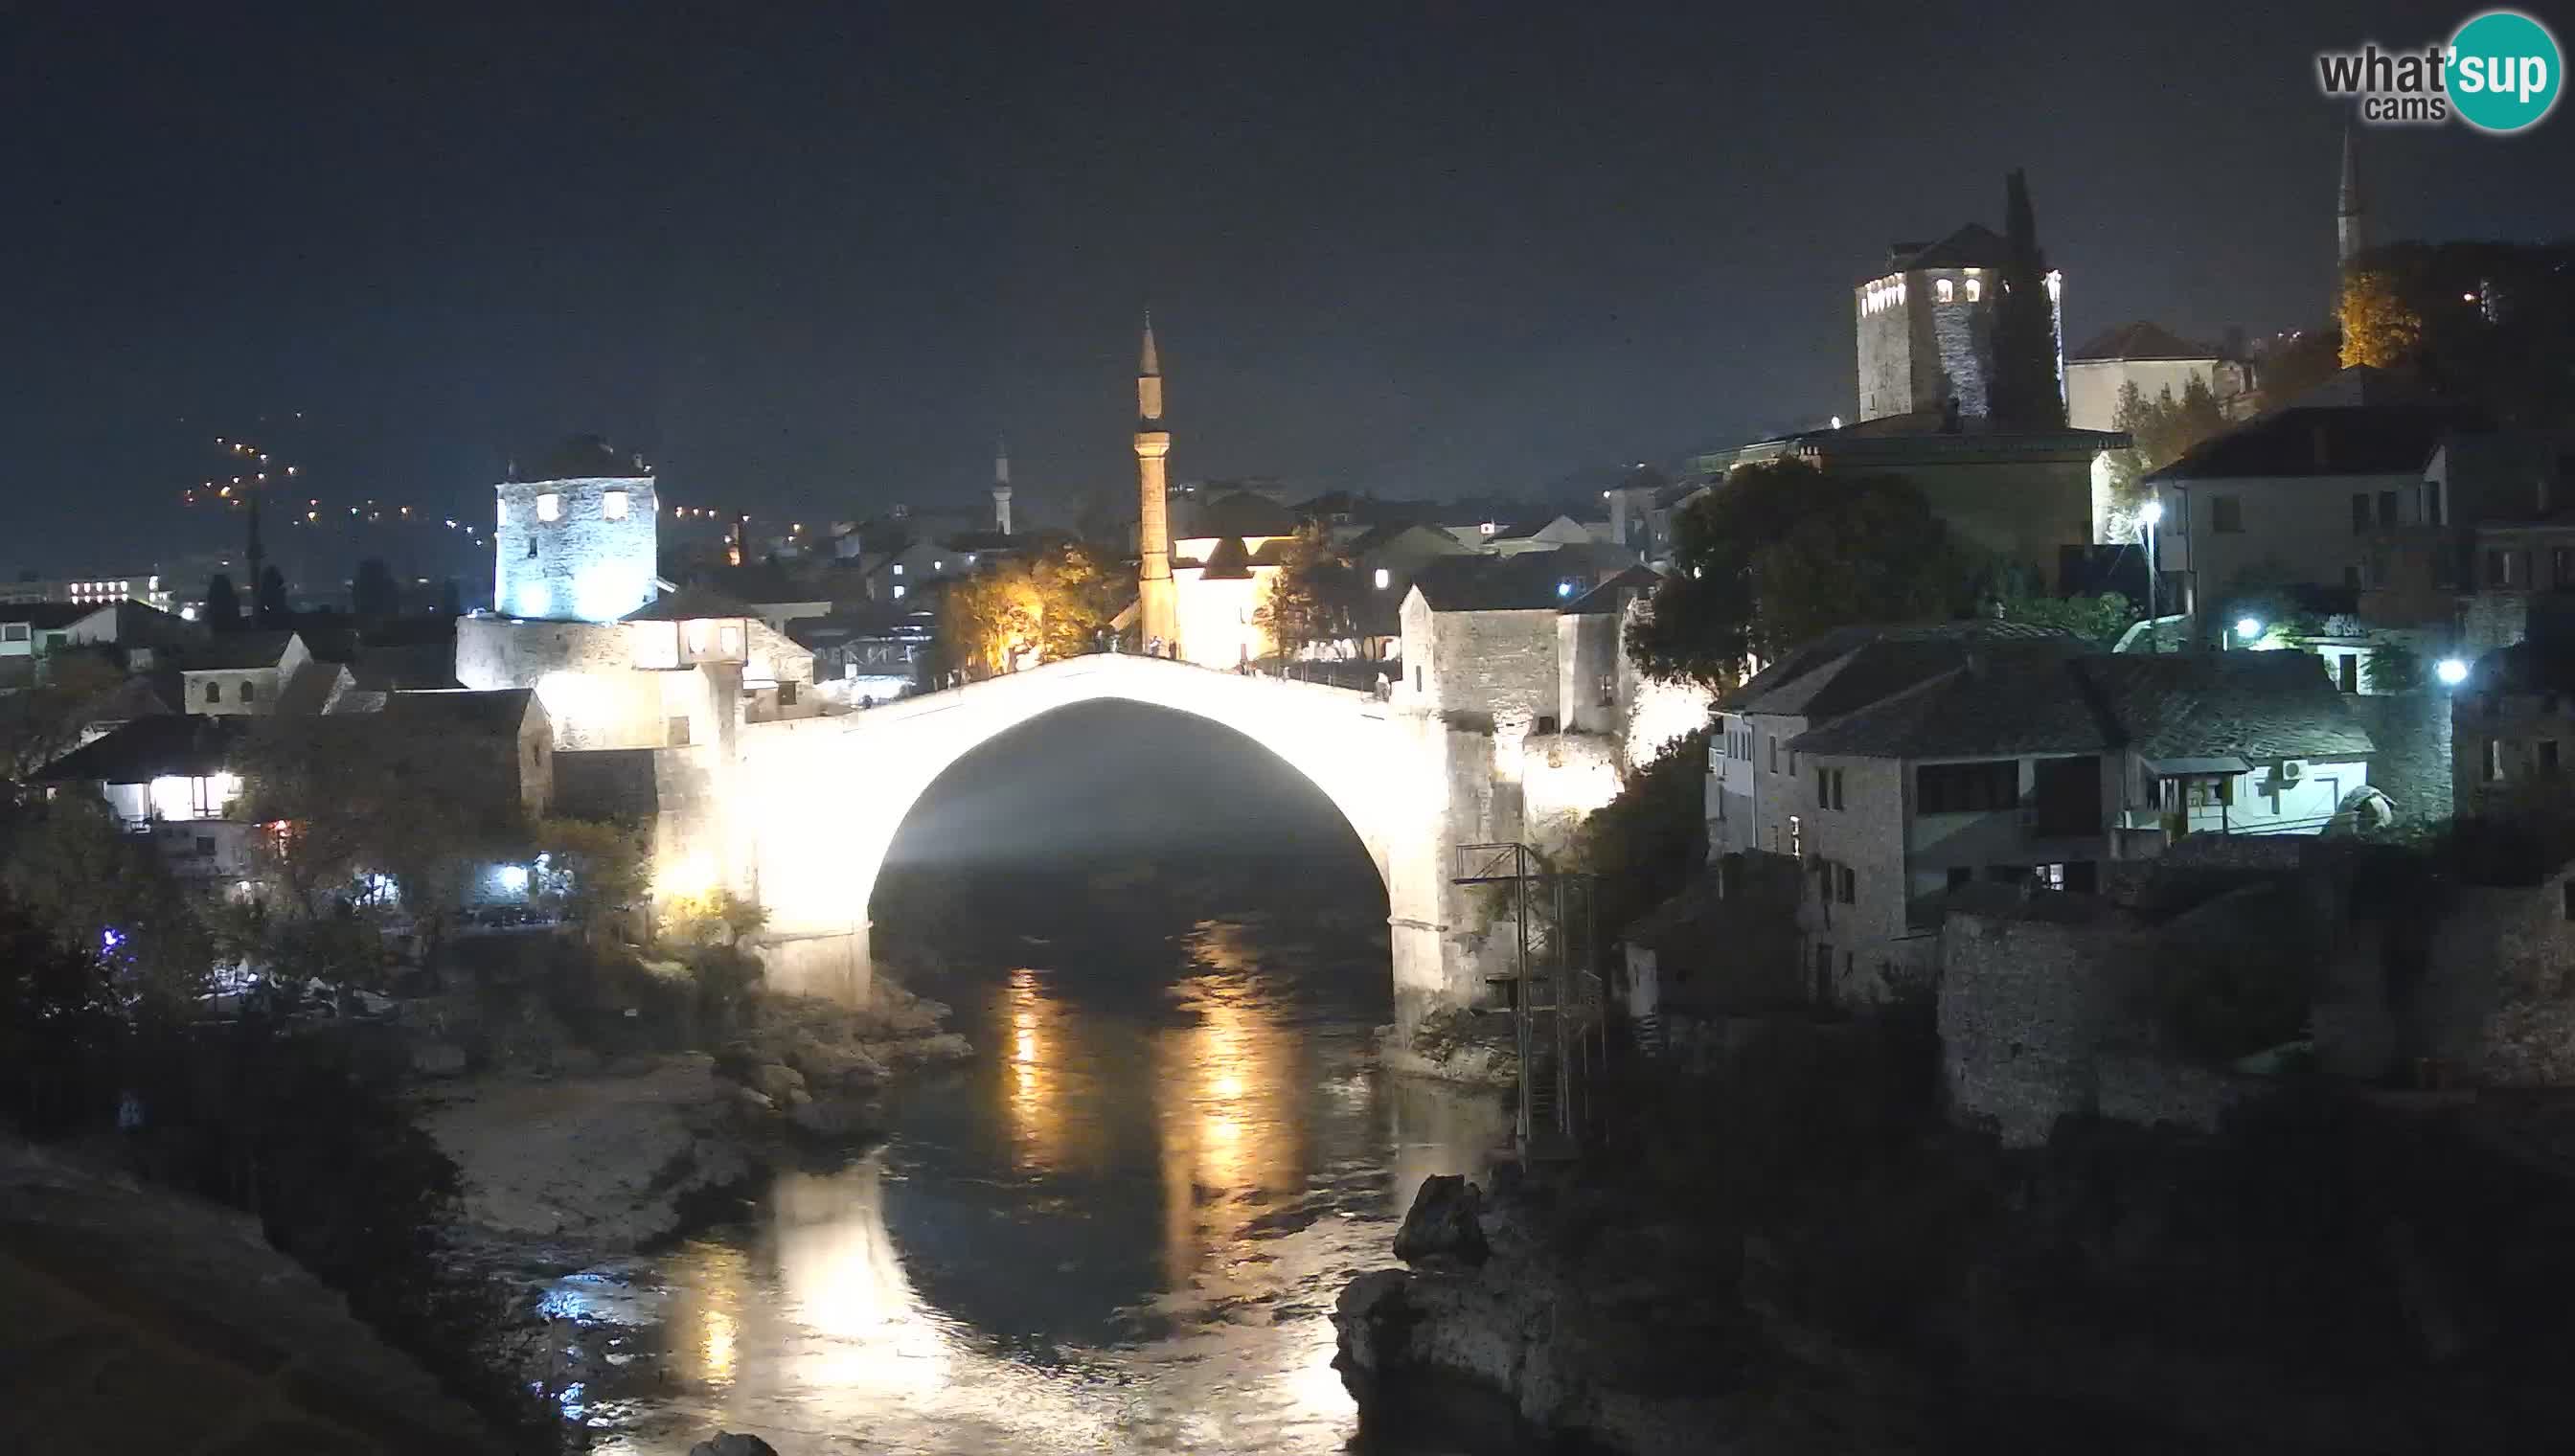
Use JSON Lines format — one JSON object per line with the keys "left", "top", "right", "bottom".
{"left": 492, "top": 434, "right": 658, "bottom": 623}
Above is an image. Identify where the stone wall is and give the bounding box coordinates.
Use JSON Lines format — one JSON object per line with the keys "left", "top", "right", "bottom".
{"left": 1927, "top": 284, "right": 1994, "bottom": 420}
{"left": 493, "top": 474, "right": 657, "bottom": 623}
{"left": 2350, "top": 689, "right": 2452, "bottom": 824}
{"left": 2417, "top": 874, "right": 2575, "bottom": 1086}
{"left": 1429, "top": 608, "right": 1561, "bottom": 732}
{"left": 1938, "top": 901, "right": 2152, "bottom": 1148}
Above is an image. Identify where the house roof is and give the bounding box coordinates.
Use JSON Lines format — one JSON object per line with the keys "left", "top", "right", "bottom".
{"left": 1192, "top": 490, "right": 1300, "bottom": 539}
{"left": 270, "top": 660, "right": 348, "bottom": 717}
{"left": 0, "top": 603, "right": 91, "bottom": 630}
{"left": 379, "top": 688, "right": 537, "bottom": 736}
{"left": 178, "top": 630, "right": 299, "bottom": 671}
{"left": 1789, "top": 648, "right": 2375, "bottom": 763}
{"left": 1196, "top": 535, "right": 1257, "bottom": 581}
{"left": 1561, "top": 565, "right": 1663, "bottom": 616}
{"left": 513, "top": 433, "right": 649, "bottom": 482}
{"left": 41, "top": 714, "right": 249, "bottom": 785}
{"left": 2465, "top": 638, "right": 2575, "bottom": 696}
{"left": 349, "top": 641, "right": 462, "bottom": 692}
{"left": 2069, "top": 321, "right": 2218, "bottom": 363}
{"left": 2144, "top": 404, "right": 2491, "bottom": 483}
{"left": 622, "top": 586, "right": 758, "bottom": 622}
{"left": 1885, "top": 223, "right": 2012, "bottom": 273}
{"left": 1408, "top": 553, "right": 1584, "bottom": 612}
{"left": 1721, "top": 621, "right": 2086, "bottom": 715}
{"left": 1349, "top": 521, "right": 1475, "bottom": 559}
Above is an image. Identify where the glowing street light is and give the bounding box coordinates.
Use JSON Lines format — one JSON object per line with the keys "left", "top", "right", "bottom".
{"left": 2235, "top": 617, "right": 2264, "bottom": 642}
{"left": 2436, "top": 657, "right": 2470, "bottom": 687}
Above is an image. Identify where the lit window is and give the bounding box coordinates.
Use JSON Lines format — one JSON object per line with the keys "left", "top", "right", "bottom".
{"left": 893, "top": 564, "right": 903, "bottom": 576}
{"left": 1966, "top": 278, "right": 1982, "bottom": 302}
{"left": 603, "top": 489, "right": 629, "bottom": 520}
{"left": 536, "top": 492, "right": 562, "bottom": 522}
{"left": 1936, "top": 279, "right": 1955, "bottom": 303}
{"left": 1374, "top": 567, "right": 1391, "bottom": 590}
{"left": 933, "top": 560, "right": 943, "bottom": 570}
{"left": 892, "top": 584, "right": 906, "bottom": 600}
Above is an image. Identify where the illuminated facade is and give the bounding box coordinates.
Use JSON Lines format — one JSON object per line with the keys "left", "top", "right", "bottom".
{"left": 492, "top": 437, "right": 660, "bottom": 624}
{"left": 1855, "top": 224, "right": 2063, "bottom": 423}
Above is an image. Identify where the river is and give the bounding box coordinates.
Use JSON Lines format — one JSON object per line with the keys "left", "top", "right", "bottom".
{"left": 542, "top": 888, "right": 1510, "bottom": 1455}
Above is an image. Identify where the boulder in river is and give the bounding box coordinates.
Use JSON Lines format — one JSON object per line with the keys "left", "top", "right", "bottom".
{"left": 1392, "top": 1173, "right": 1489, "bottom": 1268}
{"left": 689, "top": 1435, "right": 780, "bottom": 1456}
{"left": 741, "top": 1061, "right": 809, "bottom": 1105}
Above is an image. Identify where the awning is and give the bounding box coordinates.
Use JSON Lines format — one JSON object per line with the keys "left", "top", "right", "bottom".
{"left": 2143, "top": 755, "right": 2251, "bottom": 777}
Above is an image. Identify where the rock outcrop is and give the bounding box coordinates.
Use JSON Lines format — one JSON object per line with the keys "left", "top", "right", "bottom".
{"left": 1391, "top": 1172, "right": 1490, "bottom": 1268}
{"left": 690, "top": 1433, "right": 780, "bottom": 1456}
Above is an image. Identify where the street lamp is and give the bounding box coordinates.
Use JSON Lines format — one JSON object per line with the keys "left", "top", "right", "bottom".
{"left": 2139, "top": 500, "right": 2164, "bottom": 651}
{"left": 2235, "top": 616, "right": 2264, "bottom": 643}
{"left": 2436, "top": 657, "right": 2470, "bottom": 686}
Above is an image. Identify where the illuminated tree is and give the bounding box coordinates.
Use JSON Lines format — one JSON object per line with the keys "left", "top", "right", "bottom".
{"left": 2338, "top": 267, "right": 2423, "bottom": 369}
{"left": 1628, "top": 461, "right": 1960, "bottom": 688}
{"left": 533, "top": 816, "right": 649, "bottom": 944}
{"left": 1254, "top": 523, "right": 1365, "bottom": 660}
{"left": 936, "top": 540, "right": 1124, "bottom": 676}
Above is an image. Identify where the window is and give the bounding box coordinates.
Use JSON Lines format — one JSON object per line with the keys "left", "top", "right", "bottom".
{"left": 2339, "top": 653, "right": 2359, "bottom": 694}
{"left": 2483, "top": 739, "right": 2501, "bottom": 784}
{"left": 778, "top": 680, "right": 799, "bottom": 708}
{"left": 1413, "top": 666, "right": 1424, "bottom": 693}
{"left": 892, "top": 584, "right": 906, "bottom": 600}
{"left": 2554, "top": 547, "right": 2575, "bottom": 590}
{"left": 1374, "top": 567, "right": 1390, "bottom": 590}
{"left": 1, "top": 624, "right": 25, "bottom": 643}
{"left": 2425, "top": 480, "right": 2444, "bottom": 526}
{"left": 893, "top": 563, "right": 904, "bottom": 575}
{"left": 536, "top": 492, "right": 562, "bottom": 522}
{"left": 239, "top": 680, "right": 256, "bottom": 703}
{"left": 2541, "top": 739, "right": 2562, "bottom": 774}
{"left": 603, "top": 489, "right": 629, "bottom": 520}
{"left": 2351, "top": 493, "right": 2371, "bottom": 534}
{"left": 204, "top": 680, "right": 221, "bottom": 703}
{"left": 2183, "top": 776, "right": 2234, "bottom": 808}
{"left": 1789, "top": 814, "right": 1802, "bottom": 860}
{"left": 1936, "top": 278, "right": 1955, "bottom": 303}
{"left": 1835, "top": 863, "right": 1856, "bottom": 904}
{"left": 1816, "top": 766, "right": 1845, "bottom": 809}
{"left": 2378, "top": 490, "right": 2400, "bottom": 526}
{"left": 1812, "top": 944, "right": 1834, "bottom": 998}
{"left": 526, "top": 535, "right": 538, "bottom": 558}
{"left": 1597, "top": 672, "right": 1616, "bottom": 707}
{"left": 1916, "top": 761, "right": 2018, "bottom": 814}
{"left": 2211, "top": 495, "right": 2243, "bottom": 534}
{"left": 668, "top": 716, "right": 692, "bottom": 747}
{"left": 1768, "top": 738, "right": 1778, "bottom": 773}
{"left": 2488, "top": 548, "right": 2518, "bottom": 587}
{"left": 934, "top": 560, "right": 944, "bottom": 571}
{"left": 1965, "top": 278, "right": 1982, "bottom": 302}
{"left": 2037, "top": 863, "right": 2066, "bottom": 890}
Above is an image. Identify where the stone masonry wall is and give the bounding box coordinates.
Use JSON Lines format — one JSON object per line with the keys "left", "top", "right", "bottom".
{"left": 1430, "top": 609, "right": 1561, "bottom": 732}
{"left": 2349, "top": 690, "right": 2452, "bottom": 826}
{"left": 1938, "top": 906, "right": 2152, "bottom": 1149}
{"left": 494, "top": 474, "right": 657, "bottom": 623}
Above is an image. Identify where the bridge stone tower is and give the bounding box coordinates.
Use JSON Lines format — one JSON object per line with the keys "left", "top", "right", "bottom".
{"left": 1134, "top": 315, "right": 1180, "bottom": 653}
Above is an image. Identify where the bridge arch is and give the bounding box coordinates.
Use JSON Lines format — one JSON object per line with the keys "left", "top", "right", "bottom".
{"left": 727, "top": 656, "right": 1460, "bottom": 1018}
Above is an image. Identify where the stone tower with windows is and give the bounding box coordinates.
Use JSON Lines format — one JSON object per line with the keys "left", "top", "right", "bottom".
{"left": 493, "top": 434, "right": 660, "bottom": 623}
{"left": 1855, "top": 224, "right": 2062, "bottom": 423}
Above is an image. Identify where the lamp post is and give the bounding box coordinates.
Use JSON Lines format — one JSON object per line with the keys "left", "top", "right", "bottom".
{"left": 2139, "top": 498, "right": 2164, "bottom": 651}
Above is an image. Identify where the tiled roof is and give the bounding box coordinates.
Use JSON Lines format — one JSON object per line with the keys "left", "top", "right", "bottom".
{"left": 1408, "top": 553, "right": 1580, "bottom": 612}
{"left": 379, "top": 688, "right": 536, "bottom": 736}
{"left": 1193, "top": 490, "right": 1299, "bottom": 539}
{"left": 178, "top": 630, "right": 299, "bottom": 671}
{"left": 1196, "top": 536, "right": 1257, "bottom": 581}
{"left": 0, "top": 603, "right": 94, "bottom": 629}
{"left": 2069, "top": 321, "right": 2217, "bottom": 363}
{"left": 623, "top": 586, "right": 758, "bottom": 622}
{"left": 2144, "top": 404, "right": 2489, "bottom": 482}
{"left": 1720, "top": 621, "right": 2085, "bottom": 714}
{"left": 2469, "top": 638, "right": 2575, "bottom": 695}
{"left": 41, "top": 715, "right": 248, "bottom": 784}
{"left": 1885, "top": 223, "right": 2011, "bottom": 272}
{"left": 1561, "top": 565, "right": 1662, "bottom": 616}
{"left": 1789, "top": 648, "right": 2374, "bottom": 762}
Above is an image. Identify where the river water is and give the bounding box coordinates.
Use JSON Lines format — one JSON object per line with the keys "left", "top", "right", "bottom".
{"left": 549, "top": 896, "right": 1510, "bottom": 1455}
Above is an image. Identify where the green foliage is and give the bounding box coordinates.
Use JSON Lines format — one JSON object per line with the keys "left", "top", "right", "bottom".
{"left": 1994, "top": 590, "right": 2139, "bottom": 648}
{"left": 0, "top": 653, "right": 126, "bottom": 808}
{"left": 1253, "top": 521, "right": 1366, "bottom": 659}
{"left": 203, "top": 572, "right": 242, "bottom": 630}
{"left": 2363, "top": 640, "right": 2425, "bottom": 693}
{"left": 1628, "top": 461, "right": 1959, "bottom": 688}
{"left": 658, "top": 887, "right": 767, "bottom": 950}
{"left": 1989, "top": 168, "right": 2065, "bottom": 431}
{"left": 0, "top": 796, "right": 212, "bottom": 1009}
{"left": 532, "top": 816, "right": 649, "bottom": 940}
{"left": 2338, "top": 266, "right": 2424, "bottom": 370}
{"left": 1564, "top": 728, "right": 1712, "bottom": 946}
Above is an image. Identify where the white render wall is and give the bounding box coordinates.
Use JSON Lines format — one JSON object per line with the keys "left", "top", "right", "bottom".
{"left": 2064, "top": 356, "right": 2222, "bottom": 433}
{"left": 494, "top": 474, "right": 659, "bottom": 624}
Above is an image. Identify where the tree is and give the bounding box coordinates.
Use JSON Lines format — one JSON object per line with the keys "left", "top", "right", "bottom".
{"left": 532, "top": 817, "right": 649, "bottom": 943}
{"left": 255, "top": 565, "right": 289, "bottom": 626}
{"left": 351, "top": 557, "right": 399, "bottom": 623}
{"left": 1565, "top": 727, "right": 1713, "bottom": 945}
{"left": 1254, "top": 522, "right": 1365, "bottom": 660}
{"left": 436, "top": 578, "right": 464, "bottom": 619}
{"left": 2101, "top": 378, "right": 2230, "bottom": 535}
{"left": 2338, "top": 266, "right": 2424, "bottom": 370}
{"left": 0, "top": 796, "right": 212, "bottom": 1011}
{"left": 936, "top": 540, "right": 1126, "bottom": 677}
{"left": 1994, "top": 590, "right": 2140, "bottom": 648}
{"left": 204, "top": 573, "right": 242, "bottom": 631}
{"left": 2363, "top": 640, "right": 2426, "bottom": 693}
{"left": 658, "top": 887, "right": 767, "bottom": 950}
{"left": 1629, "top": 462, "right": 1962, "bottom": 689}
{"left": 1988, "top": 169, "right": 2066, "bottom": 430}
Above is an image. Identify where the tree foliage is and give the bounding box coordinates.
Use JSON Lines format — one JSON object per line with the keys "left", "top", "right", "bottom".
{"left": 1253, "top": 522, "right": 1366, "bottom": 660}
{"left": 1994, "top": 590, "right": 2140, "bottom": 648}
{"left": 255, "top": 565, "right": 289, "bottom": 626}
{"left": 1628, "top": 461, "right": 1960, "bottom": 689}
{"left": 532, "top": 817, "right": 649, "bottom": 941}
{"left": 1564, "top": 727, "right": 1713, "bottom": 945}
{"left": 2338, "top": 266, "right": 2424, "bottom": 370}
{"left": 2101, "top": 378, "right": 2227, "bottom": 535}
{"left": 0, "top": 795, "right": 212, "bottom": 1010}
{"left": 1988, "top": 168, "right": 2065, "bottom": 430}
{"left": 352, "top": 557, "right": 400, "bottom": 622}
{"left": 204, "top": 572, "right": 242, "bottom": 630}
{"left": 937, "top": 539, "right": 1126, "bottom": 676}
{"left": 0, "top": 653, "right": 125, "bottom": 809}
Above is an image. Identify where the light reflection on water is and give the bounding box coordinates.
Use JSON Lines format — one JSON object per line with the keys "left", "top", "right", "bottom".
{"left": 576, "top": 912, "right": 1509, "bottom": 1455}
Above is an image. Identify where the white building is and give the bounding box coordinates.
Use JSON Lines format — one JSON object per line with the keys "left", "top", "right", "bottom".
{"left": 2062, "top": 322, "right": 2252, "bottom": 433}
{"left": 1715, "top": 639, "right": 2376, "bottom": 1005}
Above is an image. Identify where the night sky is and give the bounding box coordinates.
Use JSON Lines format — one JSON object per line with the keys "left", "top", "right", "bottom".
{"left": 7, "top": 2, "right": 2572, "bottom": 575}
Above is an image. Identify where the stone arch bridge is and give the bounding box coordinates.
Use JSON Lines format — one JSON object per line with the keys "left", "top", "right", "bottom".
{"left": 712, "top": 654, "right": 1626, "bottom": 1032}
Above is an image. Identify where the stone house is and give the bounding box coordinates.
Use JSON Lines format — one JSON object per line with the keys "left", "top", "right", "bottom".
{"left": 1616, "top": 851, "right": 1808, "bottom": 1056}
{"left": 2452, "top": 638, "right": 2575, "bottom": 809}
{"left": 2146, "top": 403, "right": 2489, "bottom": 645}
{"left": 1773, "top": 648, "right": 2374, "bottom": 1006}
{"left": 175, "top": 631, "right": 352, "bottom": 717}
{"left": 39, "top": 715, "right": 259, "bottom": 882}
{"left": 2062, "top": 321, "right": 2254, "bottom": 435}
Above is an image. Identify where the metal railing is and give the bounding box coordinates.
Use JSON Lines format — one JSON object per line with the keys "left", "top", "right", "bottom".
{"left": 1454, "top": 842, "right": 1602, "bottom": 1156}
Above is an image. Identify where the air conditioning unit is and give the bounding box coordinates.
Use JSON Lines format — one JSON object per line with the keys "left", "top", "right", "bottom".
{"left": 2277, "top": 760, "right": 2305, "bottom": 785}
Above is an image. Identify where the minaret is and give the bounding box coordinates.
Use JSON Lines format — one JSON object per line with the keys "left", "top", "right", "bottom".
{"left": 2336, "top": 126, "right": 2365, "bottom": 270}
{"left": 991, "top": 439, "right": 1014, "bottom": 536}
{"left": 1133, "top": 313, "right": 1179, "bottom": 653}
